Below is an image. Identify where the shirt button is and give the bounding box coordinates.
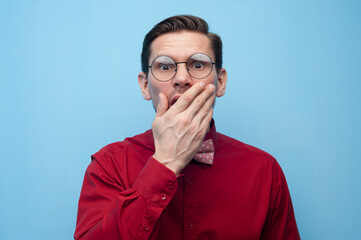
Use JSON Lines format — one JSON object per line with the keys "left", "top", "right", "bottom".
{"left": 144, "top": 225, "right": 149, "bottom": 231}
{"left": 167, "top": 182, "right": 174, "bottom": 190}
{"left": 187, "top": 179, "right": 193, "bottom": 185}
{"left": 189, "top": 223, "right": 193, "bottom": 228}
{"left": 160, "top": 193, "right": 167, "bottom": 200}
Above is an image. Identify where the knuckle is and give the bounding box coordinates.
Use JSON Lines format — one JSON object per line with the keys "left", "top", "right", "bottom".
{"left": 179, "top": 117, "right": 190, "bottom": 127}
{"left": 183, "top": 95, "right": 193, "bottom": 103}
{"left": 194, "top": 96, "right": 203, "bottom": 106}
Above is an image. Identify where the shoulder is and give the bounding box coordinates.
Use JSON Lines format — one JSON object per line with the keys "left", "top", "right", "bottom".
{"left": 94, "top": 130, "right": 153, "bottom": 158}
{"left": 90, "top": 130, "right": 154, "bottom": 173}
{"left": 217, "top": 132, "right": 276, "bottom": 161}
{"left": 215, "top": 132, "right": 281, "bottom": 175}
{"left": 216, "top": 132, "right": 286, "bottom": 188}
{"left": 86, "top": 130, "right": 154, "bottom": 187}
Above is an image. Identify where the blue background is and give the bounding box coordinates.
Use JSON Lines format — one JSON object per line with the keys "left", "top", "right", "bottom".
{"left": 1, "top": 0, "right": 360, "bottom": 239}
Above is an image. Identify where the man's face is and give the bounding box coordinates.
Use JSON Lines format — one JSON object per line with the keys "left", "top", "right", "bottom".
{"left": 138, "top": 31, "right": 227, "bottom": 110}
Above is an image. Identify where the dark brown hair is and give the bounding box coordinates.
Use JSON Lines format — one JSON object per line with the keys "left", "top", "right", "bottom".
{"left": 141, "top": 15, "right": 223, "bottom": 73}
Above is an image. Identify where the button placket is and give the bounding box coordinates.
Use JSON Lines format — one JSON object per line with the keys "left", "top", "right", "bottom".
{"left": 184, "top": 176, "right": 197, "bottom": 238}
{"left": 187, "top": 179, "right": 193, "bottom": 185}
{"left": 167, "top": 182, "right": 174, "bottom": 190}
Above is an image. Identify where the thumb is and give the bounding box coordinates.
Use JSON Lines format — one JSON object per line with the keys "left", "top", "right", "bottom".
{"left": 155, "top": 93, "right": 168, "bottom": 118}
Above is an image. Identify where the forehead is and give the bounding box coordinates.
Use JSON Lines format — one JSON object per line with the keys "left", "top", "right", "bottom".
{"left": 149, "top": 31, "right": 214, "bottom": 62}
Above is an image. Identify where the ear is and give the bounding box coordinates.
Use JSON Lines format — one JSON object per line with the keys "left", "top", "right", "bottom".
{"left": 215, "top": 68, "right": 228, "bottom": 97}
{"left": 138, "top": 72, "right": 151, "bottom": 100}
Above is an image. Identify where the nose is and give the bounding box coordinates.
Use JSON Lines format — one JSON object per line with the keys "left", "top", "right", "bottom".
{"left": 173, "top": 63, "right": 192, "bottom": 88}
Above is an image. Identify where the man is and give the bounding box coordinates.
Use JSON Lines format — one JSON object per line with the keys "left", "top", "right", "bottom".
{"left": 74, "top": 15, "right": 300, "bottom": 240}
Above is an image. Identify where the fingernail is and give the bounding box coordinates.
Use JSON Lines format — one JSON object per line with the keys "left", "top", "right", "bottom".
{"left": 199, "top": 82, "right": 205, "bottom": 87}
{"left": 207, "top": 84, "right": 215, "bottom": 90}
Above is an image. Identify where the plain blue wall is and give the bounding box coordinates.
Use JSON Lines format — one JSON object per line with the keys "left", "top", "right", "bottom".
{"left": 1, "top": 0, "right": 360, "bottom": 239}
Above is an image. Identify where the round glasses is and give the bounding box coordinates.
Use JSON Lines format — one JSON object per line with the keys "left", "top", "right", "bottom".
{"left": 148, "top": 53, "right": 216, "bottom": 82}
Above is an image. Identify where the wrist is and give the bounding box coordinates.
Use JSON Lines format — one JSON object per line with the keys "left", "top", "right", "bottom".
{"left": 152, "top": 154, "right": 182, "bottom": 176}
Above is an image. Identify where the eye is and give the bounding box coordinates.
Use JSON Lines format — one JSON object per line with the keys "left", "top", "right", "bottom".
{"left": 160, "top": 64, "right": 171, "bottom": 71}
{"left": 156, "top": 63, "right": 175, "bottom": 72}
{"left": 191, "top": 61, "right": 205, "bottom": 70}
{"left": 152, "top": 56, "right": 176, "bottom": 72}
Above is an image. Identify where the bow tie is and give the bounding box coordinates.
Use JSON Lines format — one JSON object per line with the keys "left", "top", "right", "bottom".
{"left": 193, "top": 139, "right": 215, "bottom": 165}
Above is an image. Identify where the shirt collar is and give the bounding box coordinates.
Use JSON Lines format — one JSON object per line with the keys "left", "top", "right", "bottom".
{"left": 203, "top": 118, "right": 218, "bottom": 150}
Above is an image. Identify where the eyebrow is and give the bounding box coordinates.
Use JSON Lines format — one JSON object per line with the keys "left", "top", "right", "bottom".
{"left": 151, "top": 52, "right": 212, "bottom": 62}
{"left": 152, "top": 53, "right": 177, "bottom": 61}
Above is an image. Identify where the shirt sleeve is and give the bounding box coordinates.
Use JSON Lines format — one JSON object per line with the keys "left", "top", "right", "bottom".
{"left": 74, "top": 156, "right": 177, "bottom": 240}
{"left": 260, "top": 160, "right": 301, "bottom": 240}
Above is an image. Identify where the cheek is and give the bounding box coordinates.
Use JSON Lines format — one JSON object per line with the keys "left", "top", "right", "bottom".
{"left": 152, "top": 92, "right": 160, "bottom": 105}
{"left": 148, "top": 82, "right": 166, "bottom": 107}
{"left": 149, "top": 81, "right": 172, "bottom": 96}
{"left": 149, "top": 82, "right": 161, "bottom": 97}
{"left": 201, "top": 74, "right": 218, "bottom": 87}
{"left": 148, "top": 85, "right": 159, "bottom": 110}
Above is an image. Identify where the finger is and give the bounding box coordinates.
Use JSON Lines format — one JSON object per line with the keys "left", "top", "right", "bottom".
{"left": 186, "top": 84, "right": 216, "bottom": 119}
{"left": 191, "top": 87, "right": 215, "bottom": 124}
{"left": 155, "top": 93, "right": 168, "bottom": 118}
{"left": 199, "top": 106, "right": 214, "bottom": 135}
{"left": 170, "top": 82, "right": 205, "bottom": 113}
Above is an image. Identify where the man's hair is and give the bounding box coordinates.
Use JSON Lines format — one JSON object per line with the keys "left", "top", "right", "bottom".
{"left": 141, "top": 15, "right": 223, "bottom": 73}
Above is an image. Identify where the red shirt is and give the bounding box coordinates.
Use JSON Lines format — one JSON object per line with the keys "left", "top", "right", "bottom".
{"left": 74, "top": 122, "right": 300, "bottom": 239}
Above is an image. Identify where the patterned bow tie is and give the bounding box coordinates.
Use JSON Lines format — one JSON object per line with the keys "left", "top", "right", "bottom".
{"left": 193, "top": 139, "right": 215, "bottom": 165}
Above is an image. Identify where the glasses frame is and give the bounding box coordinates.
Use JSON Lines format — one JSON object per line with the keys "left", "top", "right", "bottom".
{"left": 147, "top": 53, "right": 216, "bottom": 82}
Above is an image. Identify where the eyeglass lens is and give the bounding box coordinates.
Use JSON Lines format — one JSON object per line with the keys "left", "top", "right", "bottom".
{"left": 151, "top": 53, "right": 213, "bottom": 81}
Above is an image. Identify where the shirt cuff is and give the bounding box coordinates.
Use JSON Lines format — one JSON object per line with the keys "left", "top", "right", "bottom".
{"left": 132, "top": 157, "right": 178, "bottom": 208}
